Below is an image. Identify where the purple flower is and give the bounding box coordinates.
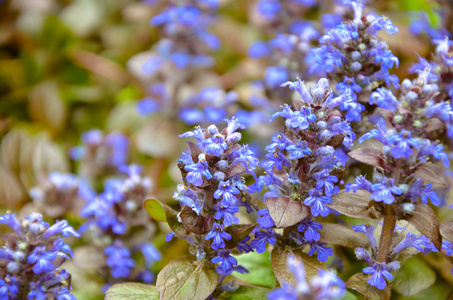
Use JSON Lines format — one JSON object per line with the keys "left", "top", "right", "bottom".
{"left": 105, "top": 241, "right": 135, "bottom": 279}
{"left": 369, "top": 88, "right": 400, "bottom": 111}
{"left": 257, "top": 209, "right": 275, "bottom": 228}
{"left": 308, "top": 242, "right": 333, "bottom": 262}
{"left": 211, "top": 249, "right": 237, "bottom": 275}
{"left": 304, "top": 191, "right": 332, "bottom": 217}
{"left": 363, "top": 261, "right": 399, "bottom": 290}
{"left": 214, "top": 203, "right": 239, "bottom": 227}
{"left": 27, "top": 246, "right": 56, "bottom": 275}
{"left": 352, "top": 224, "right": 377, "bottom": 251}
{"left": 205, "top": 223, "right": 231, "bottom": 250}
{"left": 392, "top": 232, "right": 432, "bottom": 255}
{"left": 270, "top": 104, "right": 316, "bottom": 130}
{"left": 0, "top": 275, "right": 19, "bottom": 299}
{"left": 314, "top": 173, "right": 339, "bottom": 197}
{"left": 297, "top": 219, "right": 322, "bottom": 242}
{"left": 0, "top": 213, "right": 23, "bottom": 238}
{"left": 345, "top": 175, "right": 373, "bottom": 193}
{"left": 286, "top": 140, "right": 312, "bottom": 160}
{"left": 442, "top": 240, "right": 453, "bottom": 256}
{"left": 42, "top": 220, "right": 80, "bottom": 240}
{"left": 214, "top": 181, "right": 240, "bottom": 206}
{"left": 204, "top": 133, "right": 228, "bottom": 156}
{"left": 388, "top": 129, "right": 420, "bottom": 159}
{"left": 260, "top": 152, "right": 290, "bottom": 174}
{"left": 406, "top": 178, "right": 440, "bottom": 206}
{"left": 371, "top": 177, "right": 402, "bottom": 204}
{"left": 251, "top": 229, "right": 276, "bottom": 253}
{"left": 185, "top": 159, "right": 213, "bottom": 186}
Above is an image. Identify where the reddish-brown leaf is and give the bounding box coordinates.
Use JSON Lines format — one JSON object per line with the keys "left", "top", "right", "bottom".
{"left": 413, "top": 163, "right": 448, "bottom": 188}
{"left": 404, "top": 203, "right": 442, "bottom": 251}
{"left": 348, "top": 147, "right": 384, "bottom": 168}
{"left": 328, "top": 190, "right": 381, "bottom": 219}
{"left": 319, "top": 222, "right": 370, "bottom": 248}
{"left": 179, "top": 206, "right": 213, "bottom": 234}
{"left": 265, "top": 197, "right": 310, "bottom": 228}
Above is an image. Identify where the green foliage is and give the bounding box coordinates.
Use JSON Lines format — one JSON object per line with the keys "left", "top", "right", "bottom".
{"left": 105, "top": 283, "right": 159, "bottom": 300}
{"left": 233, "top": 251, "right": 276, "bottom": 288}
{"left": 393, "top": 256, "right": 436, "bottom": 297}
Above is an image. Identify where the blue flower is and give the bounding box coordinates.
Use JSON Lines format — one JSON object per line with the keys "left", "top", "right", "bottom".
{"left": 406, "top": 178, "right": 440, "bottom": 206}
{"left": 105, "top": 241, "right": 135, "bottom": 279}
{"left": 308, "top": 241, "right": 333, "bottom": 262}
{"left": 185, "top": 158, "right": 212, "bottom": 186}
{"left": 392, "top": 232, "right": 432, "bottom": 254}
{"left": 265, "top": 134, "right": 293, "bottom": 153}
{"left": 270, "top": 104, "right": 316, "bottom": 131}
{"left": 314, "top": 173, "right": 339, "bottom": 197}
{"left": 211, "top": 250, "right": 237, "bottom": 275}
{"left": 173, "top": 184, "right": 204, "bottom": 214}
{"left": 0, "top": 275, "right": 19, "bottom": 299}
{"left": 352, "top": 224, "right": 377, "bottom": 250}
{"left": 345, "top": 175, "right": 373, "bottom": 193}
{"left": 363, "top": 262, "right": 399, "bottom": 290}
{"left": 204, "top": 133, "right": 228, "bottom": 156}
{"left": 251, "top": 229, "right": 276, "bottom": 253}
{"left": 205, "top": 223, "right": 231, "bottom": 250}
{"left": 297, "top": 219, "right": 322, "bottom": 242}
{"left": 260, "top": 152, "right": 289, "bottom": 174}
{"left": 214, "top": 203, "right": 239, "bottom": 227}
{"left": 388, "top": 130, "right": 420, "bottom": 159}
{"left": 27, "top": 246, "right": 56, "bottom": 275}
{"left": 0, "top": 213, "right": 23, "bottom": 238}
{"left": 265, "top": 66, "right": 288, "bottom": 88}
{"left": 369, "top": 88, "right": 400, "bottom": 111}
{"left": 371, "top": 177, "right": 402, "bottom": 204}
{"left": 214, "top": 181, "right": 240, "bottom": 206}
{"left": 42, "top": 220, "right": 80, "bottom": 240}
{"left": 304, "top": 190, "right": 332, "bottom": 217}
{"left": 287, "top": 140, "right": 312, "bottom": 160}
{"left": 442, "top": 240, "right": 453, "bottom": 256}
{"left": 257, "top": 209, "right": 275, "bottom": 228}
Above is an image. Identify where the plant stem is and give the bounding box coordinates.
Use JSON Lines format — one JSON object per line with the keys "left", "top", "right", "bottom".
{"left": 377, "top": 204, "right": 396, "bottom": 262}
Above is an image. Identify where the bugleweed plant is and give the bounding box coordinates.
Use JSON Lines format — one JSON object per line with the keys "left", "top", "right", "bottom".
{"left": 2, "top": 0, "right": 453, "bottom": 299}
{"left": 105, "top": 1, "right": 453, "bottom": 300}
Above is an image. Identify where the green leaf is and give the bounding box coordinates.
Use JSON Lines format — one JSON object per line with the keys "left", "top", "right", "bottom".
{"left": 232, "top": 251, "right": 276, "bottom": 288}
{"left": 216, "top": 285, "right": 271, "bottom": 300}
{"left": 342, "top": 291, "right": 359, "bottom": 300}
{"left": 144, "top": 198, "right": 167, "bottom": 222}
{"left": 393, "top": 256, "right": 436, "bottom": 297}
{"left": 271, "top": 248, "right": 325, "bottom": 287}
{"left": 156, "top": 259, "right": 219, "bottom": 300}
{"left": 105, "top": 283, "right": 159, "bottom": 300}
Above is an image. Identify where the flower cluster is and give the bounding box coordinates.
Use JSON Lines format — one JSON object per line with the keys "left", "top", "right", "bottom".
{"left": 145, "top": 0, "right": 219, "bottom": 72}
{"left": 307, "top": 1, "right": 399, "bottom": 121}
{"left": 249, "top": 78, "right": 355, "bottom": 262}
{"left": 249, "top": 25, "right": 319, "bottom": 90}
{"left": 171, "top": 117, "right": 259, "bottom": 275}
{"left": 353, "top": 224, "right": 435, "bottom": 289}
{"left": 79, "top": 165, "right": 160, "bottom": 288}
{"left": 0, "top": 212, "right": 79, "bottom": 299}
{"left": 346, "top": 69, "right": 451, "bottom": 212}
{"left": 253, "top": 0, "right": 318, "bottom": 34}
{"left": 29, "top": 172, "right": 80, "bottom": 218}
{"left": 70, "top": 130, "right": 129, "bottom": 179}
{"left": 267, "top": 255, "right": 346, "bottom": 300}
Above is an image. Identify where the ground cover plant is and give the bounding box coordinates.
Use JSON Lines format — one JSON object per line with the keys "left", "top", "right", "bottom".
{"left": 1, "top": 0, "right": 453, "bottom": 299}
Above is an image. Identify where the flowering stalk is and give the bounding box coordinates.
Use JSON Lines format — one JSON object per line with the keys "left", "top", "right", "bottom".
{"left": 0, "top": 212, "right": 79, "bottom": 299}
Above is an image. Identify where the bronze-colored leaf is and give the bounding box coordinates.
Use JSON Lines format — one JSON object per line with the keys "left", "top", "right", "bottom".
{"left": 0, "top": 129, "right": 33, "bottom": 175}
{"left": 403, "top": 203, "right": 442, "bottom": 251}
{"left": 265, "top": 197, "right": 310, "bottom": 228}
{"left": 413, "top": 163, "right": 448, "bottom": 189}
{"left": 440, "top": 222, "right": 453, "bottom": 242}
{"left": 376, "top": 108, "right": 394, "bottom": 123}
{"left": 347, "top": 273, "right": 391, "bottom": 300}
{"left": 224, "top": 223, "right": 257, "bottom": 249}
{"left": 0, "top": 167, "right": 24, "bottom": 208}
{"left": 180, "top": 205, "right": 213, "bottom": 234}
{"left": 348, "top": 147, "right": 384, "bottom": 168}
{"left": 271, "top": 248, "right": 325, "bottom": 287}
{"left": 423, "top": 118, "right": 444, "bottom": 132}
{"left": 226, "top": 163, "right": 246, "bottom": 177}
{"left": 328, "top": 190, "right": 381, "bottom": 219}
{"left": 156, "top": 259, "right": 218, "bottom": 300}
{"left": 319, "top": 222, "right": 370, "bottom": 248}
{"left": 187, "top": 141, "right": 201, "bottom": 164}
